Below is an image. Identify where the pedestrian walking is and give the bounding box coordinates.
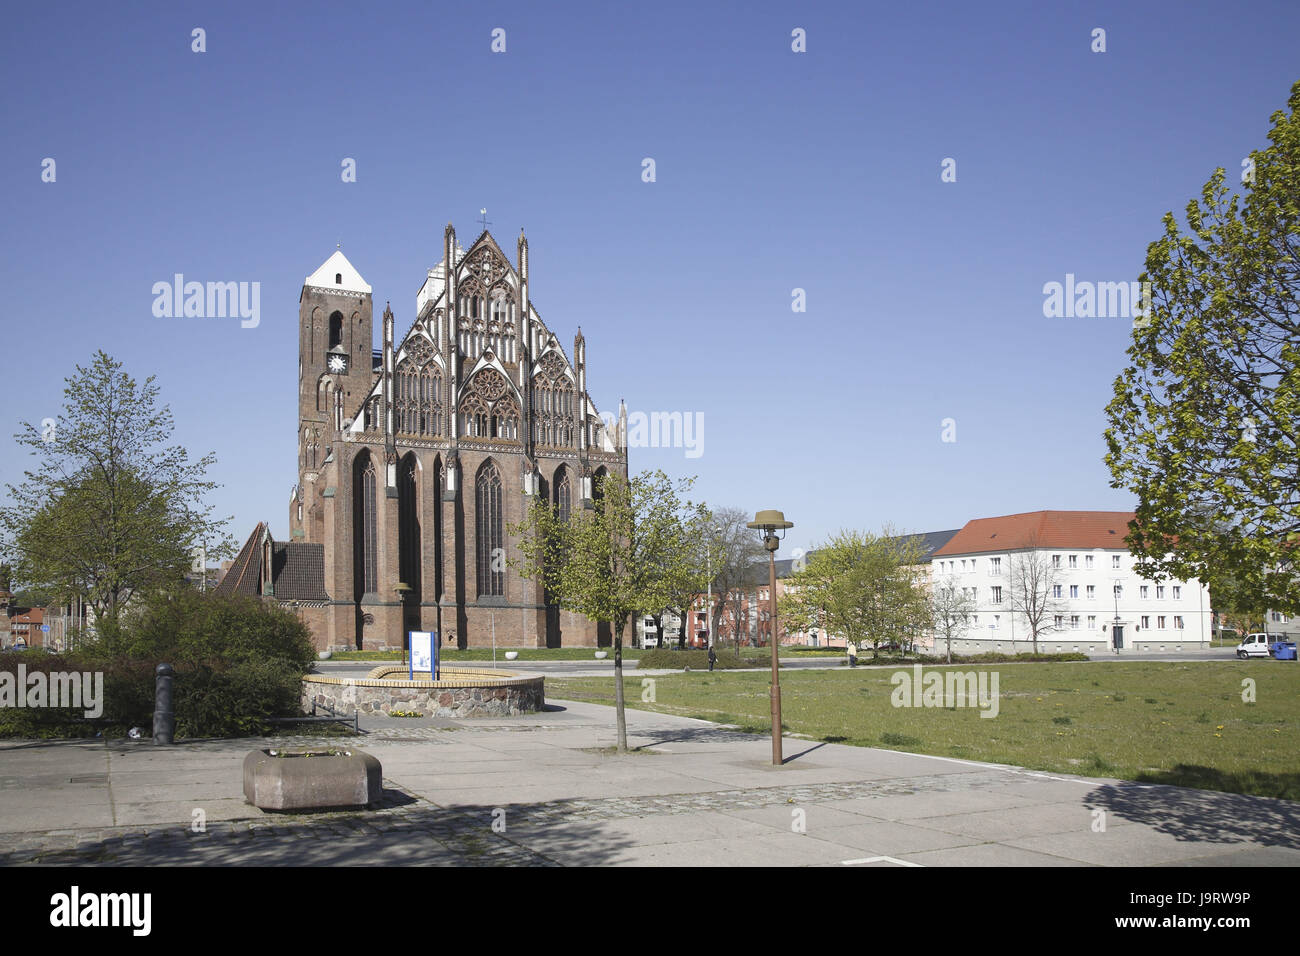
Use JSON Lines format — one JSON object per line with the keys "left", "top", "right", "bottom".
{"left": 847, "top": 641, "right": 858, "bottom": 667}
{"left": 707, "top": 646, "right": 717, "bottom": 672}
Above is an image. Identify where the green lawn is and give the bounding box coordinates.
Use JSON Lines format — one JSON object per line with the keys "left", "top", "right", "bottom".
{"left": 545, "top": 661, "right": 1300, "bottom": 800}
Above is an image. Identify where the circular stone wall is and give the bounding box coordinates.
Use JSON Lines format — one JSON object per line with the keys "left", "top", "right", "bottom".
{"left": 302, "top": 666, "right": 545, "bottom": 719}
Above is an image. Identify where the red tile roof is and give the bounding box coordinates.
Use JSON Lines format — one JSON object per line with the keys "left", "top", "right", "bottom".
{"left": 933, "top": 511, "right": 1137, "bottom": 556}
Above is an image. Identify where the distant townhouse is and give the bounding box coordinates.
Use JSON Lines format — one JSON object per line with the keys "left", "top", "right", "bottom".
{"left": 931, "top": 510, "right": 1213, "bottom": 653}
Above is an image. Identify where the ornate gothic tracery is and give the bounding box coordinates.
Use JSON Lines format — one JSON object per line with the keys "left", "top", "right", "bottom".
{"left": 532, "top": 351, "right": 575, "bottom": 447}
{"left": 459, "top": 369, "right": 519, "bottom": 440}
{"left": 395, "top": 337, "right": 443, "bottom": 437}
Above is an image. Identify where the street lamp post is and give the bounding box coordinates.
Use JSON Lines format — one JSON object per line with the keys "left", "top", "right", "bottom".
{"left": 393, "top": 582, "right": 412, "bottom": 666}
{"left": 1112, "top": 577, "right": 1122, "bottom": 655}
{"left": 747, "top": 510, "right": 792, "bottom": 767}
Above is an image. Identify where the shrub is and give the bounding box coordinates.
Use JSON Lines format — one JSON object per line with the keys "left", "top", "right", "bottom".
{"left": 0, "top": 590, "right": 318, "bottom": 740}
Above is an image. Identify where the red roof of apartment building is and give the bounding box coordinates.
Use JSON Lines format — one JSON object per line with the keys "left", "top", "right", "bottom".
{"left": 9, "top": 608, "right": 44, "bottom": 626}
{"left": 934, "top": 511, "right": 1137, "bottom": 556}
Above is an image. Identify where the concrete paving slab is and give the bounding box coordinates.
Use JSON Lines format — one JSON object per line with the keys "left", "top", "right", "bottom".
{"left": 1, "top": 697, "right": 1295, "bottom": 867}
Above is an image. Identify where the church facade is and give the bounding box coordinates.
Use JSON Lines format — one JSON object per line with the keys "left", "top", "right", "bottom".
{"left": 289, "top": 224, "right": 628, "bottom": 651}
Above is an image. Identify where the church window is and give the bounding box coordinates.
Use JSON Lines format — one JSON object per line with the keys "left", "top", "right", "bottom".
{"left": 353, "top": 454, "right": 378, "bottom": 597}
{"left": 329, "top": 311, "right": 343, "bottom": 349}
{"left": 554, "top": 466, "right": 572, "bottom": 524}
{"left": 335, "top": 273, "right": 342, "bottom": 285}
{"left": 476, "top": 462, "right": 504, "bottom": 597}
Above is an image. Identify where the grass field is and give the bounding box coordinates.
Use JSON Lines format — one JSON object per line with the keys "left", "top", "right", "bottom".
{"left": 545, "top": 661, "right": 1300, "bottom": 800}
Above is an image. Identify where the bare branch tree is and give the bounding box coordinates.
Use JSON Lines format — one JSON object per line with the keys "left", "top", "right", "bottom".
{"left": 709, "top": 506, "right": 766, "bottom": 657}
{"left": 930, "top": 574, "right": 976, "bottom": 663}
{"left": 1007, "top": 537, "right": 1067, "bottom": 653}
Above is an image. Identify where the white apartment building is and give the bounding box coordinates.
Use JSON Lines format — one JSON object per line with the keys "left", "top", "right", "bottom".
{"left": 930, "top": 511, "right": 1213, "bottom": 653}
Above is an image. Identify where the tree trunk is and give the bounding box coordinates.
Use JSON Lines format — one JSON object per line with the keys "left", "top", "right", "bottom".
{"left": 613, "top": 618, "right": 628, "bottom": 753}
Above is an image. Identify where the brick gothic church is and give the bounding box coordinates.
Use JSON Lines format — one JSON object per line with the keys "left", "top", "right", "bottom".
{"left": 221, "top": 224, "right": 628, "bottom": 652}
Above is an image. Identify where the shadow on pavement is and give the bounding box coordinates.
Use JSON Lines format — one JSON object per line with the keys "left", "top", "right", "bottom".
{"left": 1087, "top": 777, "right": 1300, "bottom": 849}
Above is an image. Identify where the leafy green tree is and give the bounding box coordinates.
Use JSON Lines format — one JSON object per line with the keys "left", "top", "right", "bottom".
{"left": 0, "top": 352, "right": 234, "bottom": 623}
{"left": 781, "top": 528, "right": 930, "bottom": 661}
{"left": 1105, "top": 80, "right": 1300, "bottom": 615}
{"left": 512, "top": 469, "right": 710, "bottom": 752}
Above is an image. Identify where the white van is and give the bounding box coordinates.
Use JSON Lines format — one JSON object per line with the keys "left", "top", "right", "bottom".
{"left": 1237, "top": 633, "right": 1279, "bottom": 658}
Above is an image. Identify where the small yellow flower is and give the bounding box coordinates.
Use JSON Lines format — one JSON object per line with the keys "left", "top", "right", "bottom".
{"left": 1214, "top": 733, "right": 1222, "bottom": 738}
{"left": 1216, "top": 725, "right": 1224, "bottom": 730}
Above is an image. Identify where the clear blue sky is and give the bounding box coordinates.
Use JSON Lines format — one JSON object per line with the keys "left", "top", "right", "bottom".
{"left": 2, "top": 0, "right": 1297, "bottom": 558}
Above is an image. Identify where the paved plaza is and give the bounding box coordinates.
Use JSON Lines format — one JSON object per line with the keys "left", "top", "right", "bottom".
{"left": 1, "top": 700, "right": 1297, "bottom": 867}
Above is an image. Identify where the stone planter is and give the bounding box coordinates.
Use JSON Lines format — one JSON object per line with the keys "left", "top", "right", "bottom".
{"left": 594, "top": 651, "right": 608, "bottom": 659}
{"left": 243, "top": 748, "right": 382, "bottom": 811}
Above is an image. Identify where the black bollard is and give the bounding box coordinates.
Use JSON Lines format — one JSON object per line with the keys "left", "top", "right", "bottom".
{"left": 153, "top": 663, "right": 175, "bottom": 745}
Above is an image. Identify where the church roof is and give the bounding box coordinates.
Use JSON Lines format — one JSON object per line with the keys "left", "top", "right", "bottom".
{"left": 214, "top": 523, "right": 331, "bottom": 603}
{"left": 305, "top": 249, "right": 372, "bottom": 294}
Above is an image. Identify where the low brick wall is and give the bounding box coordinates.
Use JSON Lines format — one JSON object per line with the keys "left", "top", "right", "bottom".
{"left": 301, "top": 666, "right": 545, "bottom": 719}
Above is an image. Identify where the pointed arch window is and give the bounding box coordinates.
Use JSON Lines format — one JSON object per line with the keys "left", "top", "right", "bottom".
{"left": 476, "top": 462, "right": 504, "bottom": 597}
{"left": 353, "top": 454, "right": 378, "bottom": 597}
{"left": 329, "top": 311, "right": 343, "bottom": 350}
{"left": 554, "top": 466, "right": 572, "bottom": 524}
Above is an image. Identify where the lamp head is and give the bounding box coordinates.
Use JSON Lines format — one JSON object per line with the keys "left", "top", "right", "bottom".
{"left": 747, "top": 510, "right": 792, "bottom": 552}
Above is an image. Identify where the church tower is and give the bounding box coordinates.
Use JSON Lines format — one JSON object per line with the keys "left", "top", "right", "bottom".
{"left": 292, "top": 251, "right": 374, "bottom": 541}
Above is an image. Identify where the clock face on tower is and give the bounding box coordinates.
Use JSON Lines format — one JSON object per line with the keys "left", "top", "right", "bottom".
{"left": 327, "top": 354, "right": 348, "bottom": 374}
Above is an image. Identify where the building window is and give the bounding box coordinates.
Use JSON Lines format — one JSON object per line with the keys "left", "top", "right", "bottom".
{"left": 354, "top": 456, "right": 378, "bottom": 597}
{"left": 476, "top": 462, "right": 504, "bottom": 597}
{"left": 1071, "top": 615, "right": 1080, "bottom": 629}
{"left": 1157, "top": 616, "right": 1166, "bottom": 629}
{"left": 1112, "top": 555, "right": 1121, "bottom": 569}
{"left": 989, "top": 557, "right": 1001, "bottom": 576}
{"left": 1070, "top": 585, "right": 1078, "bottom": 598}
{"left": 335, "top": 272, "right": 342, "bottom": 284}
{"left": 1087, "top": 615, "right": 1096, "bottom": 628}
{"left": 1053, "top": 585, "right": 1063, "bottom": 598}
{"left": 1140, "top": 586, "right": 1148, "bottom": 599}
{"left": 1156, "top": 585, "right": 1165, "bottom": 599}
{"left": 1114, "top": 584, "right": 1123, "bottom": 598}
{"left": 1086, "top": 555, "right": 1094, "bottom": 569}
{"left": 1054, "top": 615, "right": 1064, "bottom": 628}
{"left": 1174, "top": 616, "right": 1184, "bottom": 630}
{"left": 1087, "top": 585, "right": 1095, "bottom": 599}
{"left": 1069, "top": 555, "right": 1078, "bottom": 568}
{"left": 1141, "top": 616, "right": 1149, "bottom": 628}
{"left": 554, "top": 467, "right": 572, "bottom": 524}
{"left": 1052, "top": 555, "right": 1061, "bottom": 568}
{"left": 991, "top": 586, "right": 1002, "bottom": 604}
{"left": 329, "top": 311, "right": 344, "bottom": 350}
{"left": 1173, "top": 586, "right": 1181, "bottom": 600}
